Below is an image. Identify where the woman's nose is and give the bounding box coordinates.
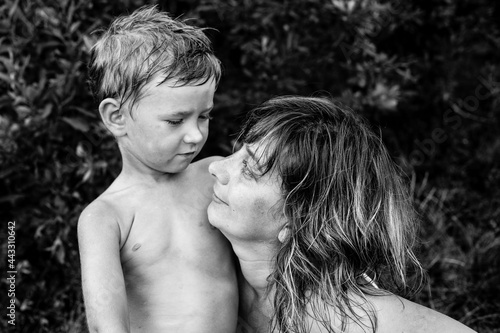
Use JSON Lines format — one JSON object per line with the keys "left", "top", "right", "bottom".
{"left": 209, "top": 158, "right": 230, "bottom": 185}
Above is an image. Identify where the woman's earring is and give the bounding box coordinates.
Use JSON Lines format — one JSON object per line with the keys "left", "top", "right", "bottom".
{"left": 278, "top": 226, "right": 290, "bottom": 243}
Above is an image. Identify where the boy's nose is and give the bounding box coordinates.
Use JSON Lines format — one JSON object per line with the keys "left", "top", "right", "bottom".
{"left": 209, "top": 158, "right": 229, "bottom": 185}
{"left": 183, "top": 123, "right": 204, "bottom": 144}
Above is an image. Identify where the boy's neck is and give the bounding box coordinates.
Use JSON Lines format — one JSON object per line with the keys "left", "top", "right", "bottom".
{"left": 118, "top": 149, "right": 184, "bottom": 185}
{"left": 118, "top": 165, "right": 181, "bottom": 187}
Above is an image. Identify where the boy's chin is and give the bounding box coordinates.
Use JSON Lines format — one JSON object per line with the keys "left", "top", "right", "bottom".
{"left": 162, "top": 158, "right": 195, "bottom": 174}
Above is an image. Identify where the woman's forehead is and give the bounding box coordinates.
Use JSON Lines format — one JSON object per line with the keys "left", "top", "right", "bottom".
{"left": 245, "top": 144, "right": 286, "bottom": 189}
{"left": 245, "top": 133, "right": 278, "bottom": 158}
{"left": 245, "top": 141, "right": 273, "bottom": 170}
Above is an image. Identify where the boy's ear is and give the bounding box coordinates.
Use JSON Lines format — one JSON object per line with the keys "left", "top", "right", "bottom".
{"left": 99, "top": 98, "right": 127, "bottom": 137}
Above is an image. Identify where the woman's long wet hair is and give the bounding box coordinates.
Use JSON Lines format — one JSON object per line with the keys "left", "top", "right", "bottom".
{"left": 240, "top": 96, "right": 424, "bottom": 333}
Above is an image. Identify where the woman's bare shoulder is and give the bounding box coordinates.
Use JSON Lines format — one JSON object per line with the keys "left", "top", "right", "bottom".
{"left": 366, "top": 293, "right": 477, "bottom": 333}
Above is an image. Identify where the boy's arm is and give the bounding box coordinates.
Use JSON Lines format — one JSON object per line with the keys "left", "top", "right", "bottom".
{"left": 78, "top": 201, "right": 130, "bottom": 333}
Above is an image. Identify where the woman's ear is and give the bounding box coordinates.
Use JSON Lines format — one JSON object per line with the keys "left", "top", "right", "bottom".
{"left": 278, "top": 224, "right": 290, "bottom": 243}
{"left": 99, "top": 98, "right": 127, "bottom": 137}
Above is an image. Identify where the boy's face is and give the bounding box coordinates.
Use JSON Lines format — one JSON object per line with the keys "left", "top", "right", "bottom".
{"left": 120, "top": 77, "right": 216, "bottom": 174}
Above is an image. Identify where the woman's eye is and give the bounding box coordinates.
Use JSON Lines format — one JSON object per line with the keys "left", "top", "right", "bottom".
{"left": 241, "top": 160, "right": 256, "bottom": 179}
{"left": 166, "top": 119, "right": 183, "bottom": 125}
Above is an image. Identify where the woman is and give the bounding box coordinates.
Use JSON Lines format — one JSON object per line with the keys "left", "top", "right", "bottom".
{"left": 208, "top": 96, "right": 476, "bottom": 333}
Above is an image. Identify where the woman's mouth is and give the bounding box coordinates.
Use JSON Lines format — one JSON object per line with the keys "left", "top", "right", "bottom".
{"left": 212, "top": 191, "right": 228, "bottom": 205}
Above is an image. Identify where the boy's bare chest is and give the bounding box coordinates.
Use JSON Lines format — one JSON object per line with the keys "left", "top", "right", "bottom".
{"left": 118, "top": 191, "right": 229, "bottom": 273}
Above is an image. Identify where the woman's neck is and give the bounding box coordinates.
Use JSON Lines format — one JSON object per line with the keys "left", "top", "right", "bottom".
{"left": 230, "top": 238, "right": 279, "bottom": 331}
{"left": 237, "top": 259, "right": 275, "bottom": 333}
{"left": 230, "top": 237, "right": 278, "bottom": 294}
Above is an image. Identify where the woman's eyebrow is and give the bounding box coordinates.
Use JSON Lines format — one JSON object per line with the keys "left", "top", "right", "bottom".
{"left": 245, "top": 145, "right": 257, "bottom": 161}
{"left": 245, "top": 145, "right": 265, "bottom": 172}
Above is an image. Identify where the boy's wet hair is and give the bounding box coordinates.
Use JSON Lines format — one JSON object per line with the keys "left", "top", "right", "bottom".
{"left": 88, "top": 5, "right": 221, "bottom": 110}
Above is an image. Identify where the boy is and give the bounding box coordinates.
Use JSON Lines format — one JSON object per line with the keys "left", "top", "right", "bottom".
{"left": 78, "top": 6, "right": 237, "bottom": 333}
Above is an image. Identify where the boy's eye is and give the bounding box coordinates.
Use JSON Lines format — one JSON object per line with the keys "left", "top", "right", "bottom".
{"left": 166, "top": 119, "right": 183, "bottom": 125}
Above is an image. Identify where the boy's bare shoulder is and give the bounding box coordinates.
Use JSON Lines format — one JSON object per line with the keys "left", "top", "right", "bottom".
{"left": 79, "top": 196, "right": 118, "bottom": 221}
{"left": 192, "top": 156, "right": 224, "bottom": 170}
{"left": 189, "top": 156, "right": 224, "bottom": 181}
{"left": 78, "top": 197, "right": 122, "bottom": 236}
{"left": 77, "top": 182, "right": 139, "bottom": 246}
{"left": 78, "top": 177, "right": 147, "bottom": 225}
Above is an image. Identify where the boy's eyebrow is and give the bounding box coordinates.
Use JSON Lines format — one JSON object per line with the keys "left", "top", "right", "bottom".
{"left": 169, "top": 105, "right": 213, "bottom": 117}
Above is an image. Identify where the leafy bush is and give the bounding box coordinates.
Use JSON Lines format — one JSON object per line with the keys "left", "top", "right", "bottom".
{"left": 1, "top": 0, "right": 498, "bottom": 332}
{"left": 0, "top": 1, "right": 135, "bottom": 331}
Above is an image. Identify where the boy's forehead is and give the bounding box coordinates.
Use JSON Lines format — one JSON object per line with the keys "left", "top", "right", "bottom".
{"left": 151, "top": 74, "right": 216, "bottom": 88}
{"left": 137, "top": 75, "right": 215, "bottom": 102}
{"left": 141, "top": 72, "right": 216, "bottom": 92}
{"left": 135, "top": 76, "right": 215, "bottom": 112}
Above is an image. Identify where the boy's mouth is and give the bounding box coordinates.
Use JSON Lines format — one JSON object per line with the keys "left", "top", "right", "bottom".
{"left": 179, "top": 151, "right": 196, "bottom": 156}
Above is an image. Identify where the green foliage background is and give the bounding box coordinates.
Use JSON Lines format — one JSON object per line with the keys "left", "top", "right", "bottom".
{"left": 1, "top": 0, "right": 499, "bottom": 332}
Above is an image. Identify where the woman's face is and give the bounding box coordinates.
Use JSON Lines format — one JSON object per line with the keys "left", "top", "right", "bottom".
{"left": 207, "top": 142, "right": 287, "bottom": 243}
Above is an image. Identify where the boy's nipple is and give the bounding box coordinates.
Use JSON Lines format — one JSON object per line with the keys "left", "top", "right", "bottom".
{"left": 132, "top": 243, "right": 141, "bottom": 251}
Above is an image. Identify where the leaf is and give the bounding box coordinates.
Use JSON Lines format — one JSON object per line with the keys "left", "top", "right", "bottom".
{"left": 41, "top": 104, "right": 53, "bottom": 119}
{"left": 0, "top": 194, "right": 25, "bottom": 203}
{"left": 15, "top": 105, "right": 31, "bottom": 118}
{"left": 0, "top": 72, "right": 12, "bottom": 85}
{"left": 70, "top": 106, "right": 97, "bottom": 118}
{"left": 0, "top": 166, "right": 23, "bottom": 179}
{"left": 61, "top": 116, "right": 89, "bottom": 132}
